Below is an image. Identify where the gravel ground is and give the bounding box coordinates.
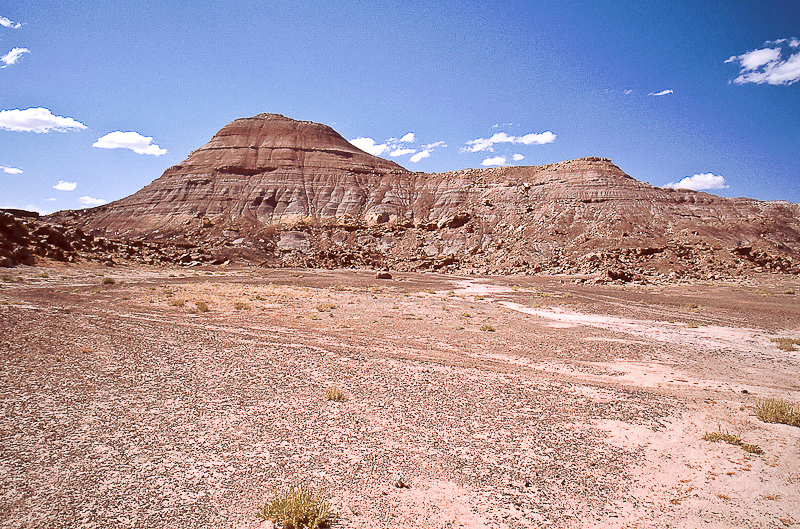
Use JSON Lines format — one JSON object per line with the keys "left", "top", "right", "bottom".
{"left": 1, "top": 264, "right": 799, "bottom": 528}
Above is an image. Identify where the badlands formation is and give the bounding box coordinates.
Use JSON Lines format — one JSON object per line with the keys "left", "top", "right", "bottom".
{"left": 36, "top": 113, "right": 800, "bottom": 280}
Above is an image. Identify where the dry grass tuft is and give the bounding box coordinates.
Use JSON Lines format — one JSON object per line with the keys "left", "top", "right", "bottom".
{"left": 195, "top": 301, "right": 210, "bottom": 313}
{"left": 741, "top": 443, "right": 764, "bottom": 454}
{"left": 169, "top": 299, "right": 185, "bottom": 307}
{"left": 325, "top": 387, "right": 347, "bottom": 402}
{"left": 234, "top": 301, "right": 250, "bottom": 310}
{"left": 702, "top": 430, "right": 741, "bottom": 445}
{"left": 771, "top": 337, "right": 800, "bottom": 351}
{"left": 480, "top": 324, "right": 496, "bottom": 332}
{"left": 316, "top": 303, "right": 337, "bottom": 312}
{"left": 256, "top": 483, "right": 333, "bottom": 529}
{"left": 754, "top": 398, "right": 800, "bottom": 427}
{"left": 101, "top": 277, "right": 116, "bottom": 285}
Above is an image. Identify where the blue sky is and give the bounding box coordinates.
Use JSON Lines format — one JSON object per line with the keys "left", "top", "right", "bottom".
{"left": 1, "top": 0, "right": 799, "bottom": 214}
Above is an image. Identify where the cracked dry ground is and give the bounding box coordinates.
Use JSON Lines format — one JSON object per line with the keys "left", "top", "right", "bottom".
{"left": 1, "top": 265, "right": 799, "bottom": 528}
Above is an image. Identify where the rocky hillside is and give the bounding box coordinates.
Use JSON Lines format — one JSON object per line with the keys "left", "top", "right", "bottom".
{"left": 44, "top": 113, "right": 800, "bottom": 280}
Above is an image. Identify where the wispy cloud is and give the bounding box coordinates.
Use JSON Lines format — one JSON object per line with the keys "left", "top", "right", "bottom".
{"left": 93, "top": 131, "right": 167, "bottom": 156}
{"left": 481, "top": 156, "right": 506, "bottom": 166}
{"left": 52, "top": 180, "right": 77, "bottom": 191}
{"left": 1, "top": 47, "right": 29, "bottom": 68}
{"left": 350, "top": 133, "right": 445, "bottom": 162}
{"left": 462, "top": 130, "right": 556, "bottom": 153}
{"left": 624, "top": 89, "right": 633, "bottom": 95}
{"left": 0, "top": 107, "right": 87, "bottom": 133}
{"left": 78, "top": 196, "right": 107, "bottom": 206}
{"left": 0, "top": 16, "right": 22, "bottom": 29}
{"left": 663, "top": 173, "right": 729, "bottom": 191}
{"left": 389, "top": 148, "right": 416, "bottom": 157}
{"left": 409, "top": 150, "right": 431, "bottom": 163}
{"left": 1, "top": 165, "right": 23, "bottom": 174}
{"left": 44, "top": 197, "right": 56, "bottom": 202}
{"left": 648, "top": 89, "right": 674, "bottom": 96}
{"left": 349, "top": 132, "right": 417, "bottom": 157}
{"left": 726, "top": 38, "right": 800, "bottom": 85}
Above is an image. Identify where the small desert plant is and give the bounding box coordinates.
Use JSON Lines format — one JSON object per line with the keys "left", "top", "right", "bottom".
{"left": 771, "top": 337, "right": 800, "bottom": 351}
{"left": 686, "top": 321, "right": 700, "bottom": 329}
{"left": 234, "top": 302, "right": 250, "bottom": 310}
{"left": 741, "top": 443, "right": 764, "bottom": 454}
{"left": 325, "top": 387, "right": 346, "bottom": 402}
{"left": 460, "top": 312, "right": 472, "bottom": 318}
{"left": 101, "top": 277, "right": 116, "bottom": 285}
{"left": 195, "top": 301, "right": 210, "bottom": 313}
{"left": 702, "top": 429, "right": 741, "bottom": 445}
{"left": 316, "top": 303, "right": 336, "bottom": 312}
{"left": 754, "top": 398, "right": 800, "bottom": 427}
{"left": 170, "top": 299, "right": 186, "bottom": 307}
{"left": 480, "top": 324, "right": 496, "bottom": 332}
{"left": 256, "top": 483, "right": 333, "bottom": 529}
{"left": 686, "top": 303, "right": 699, "bottom": 310}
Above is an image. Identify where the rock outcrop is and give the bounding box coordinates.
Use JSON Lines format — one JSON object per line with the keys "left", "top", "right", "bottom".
{"left": 44, "top": 113, "right": 800, "bottom": 280}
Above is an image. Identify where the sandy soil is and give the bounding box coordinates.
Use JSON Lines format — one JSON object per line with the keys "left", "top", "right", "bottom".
{"left": 1, "top": 264, "right": 799, "bottom": 528}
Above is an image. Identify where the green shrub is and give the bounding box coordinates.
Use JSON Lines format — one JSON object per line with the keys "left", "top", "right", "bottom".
{"left": 256, "top": 483, "right": 333, "bottom": 529}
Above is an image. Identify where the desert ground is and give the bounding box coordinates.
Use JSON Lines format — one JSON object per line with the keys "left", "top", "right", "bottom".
{"left": 1, "top": 263, "right": 799, "bottom": 528}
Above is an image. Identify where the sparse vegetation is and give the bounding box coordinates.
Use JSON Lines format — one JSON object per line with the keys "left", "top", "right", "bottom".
{"left": 480, "top": 324, "right": 496, "bottom": 332}
{"left": 234, "top": 301, "right": 250, "bottom": 310}
{"left": 741, "top": 443, "right": 764, "bottom": 454}
{"left": 195, "top": 301, "right": 210, "bottom": 312}
{"left": 102, "top": 277, "right": 116, "bottom": 285}
{"left": 256, "top": 483, "right": 333, "bottom": 529}
{"left": 325, "top": 386, "right": 346, "bottom": 402}
{"left": 686, "top": 303, "right": 699, "bottom": 309}
{"left": 169, "top": 299, "right": 186, "bottom": 307}
{"left": 771, "top": 337, "right": 800, "bottom": 351}
{"left": 702, "top": 430, "right": 740, "bottom": 445}
{"left": 686, "top": 321, "right": 700, "bottom": 328}
{"left": 703, "top": 428, "right": 764, "bottom": 455}
{"left": 754, "top": 398, "right": 800, "bottom": 427}
{"left": 316, "top": 303, "right": 336, "bottom": 312}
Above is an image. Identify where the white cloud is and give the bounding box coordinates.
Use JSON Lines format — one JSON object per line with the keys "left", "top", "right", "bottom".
{"left": 44, "top": 197, "right": 56, "bottom": 202}
{"left": 1, "top": 165, "right": 22, "bottom": 174}
{"left": 351, "top": 133, "right": 445, "bottom": 162}
{"left": 349, "top": 136, "right": 389, "bottom": 156}
{"left": 409, "top": 150, "right": 431, "bottom": 163}
{"left": 0, "top": 16, "right": 22, "bottom": 29}
{"left": 92, "top": 131, "right": 167, "bottom": 156}
{"left": 52, "top": 180, "right": 77, "bottom": 191}
{"left": 726, "top": 38, "right": 800, "bottom": 85}
{"left": 663, "top": 173, "right": 729, "bottom": 191}
{"left": 78, "top": 196, "right": 107, "bottom": 206}
{"left": 481, "top": 156, "right": 506, "bottom": 166}
{"left": 648, "top": 89, "right": 674, "bottom": 96}
{"left": 0, "top": 107, "right": 87, "bottom": 133}
{"left": 462, "top": 130, "right": 556, "bottom": 153}
{"left": 1, "top": 47, "right": 29, "bottom": 68}
{"left": 389, "top": 148, "right": 416, "bottom": 157}
{"left": 511, "top": 153, "right": 524, "bottom": 162}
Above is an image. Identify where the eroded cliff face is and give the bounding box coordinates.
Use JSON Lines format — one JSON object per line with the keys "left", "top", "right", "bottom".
{"left": 47, "top": 113, "right": 800, "bottom": 279}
